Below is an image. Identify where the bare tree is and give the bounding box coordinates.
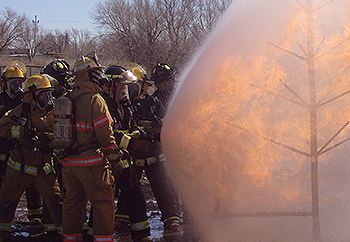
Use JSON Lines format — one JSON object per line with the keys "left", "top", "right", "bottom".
{"left": 12, "top": 15, "right": 49, "bottom": 61}
{"left": 92, "top": 0, "right": 145, "bottom": 65}
{"left": 158, "top": 0, "right": 196, "bottom": 67}
{"left": 91, "top": 0, "right": 233, "bottom": 71}
{"left": 0, "top": 7, "right": 26, "bottom": 53}
{"left": 128, "top": 0, "right": 166, "bottom": 69}
{"left": 40, "top": 30, "right": 69, "bottom": 57}
{"left": 65, "top": 28, "right": 97, "bottom": 60}
{"left": 1, "top": 0, "right": 232, "bottom": 68}
{"left": 34, "top": 28, "right": 96, "bottom": 61}
{"left": 189, "top": 0, "right": 232, "bottom": 42}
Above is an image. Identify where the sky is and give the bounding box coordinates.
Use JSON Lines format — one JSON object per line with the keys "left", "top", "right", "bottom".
{"left": 0, "top": 0, "right": 98, "bottom": 32}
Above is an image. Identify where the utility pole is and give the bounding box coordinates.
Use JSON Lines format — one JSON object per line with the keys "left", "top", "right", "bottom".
{"left": 31, "top": 15, "right": 39, "bottom": 61}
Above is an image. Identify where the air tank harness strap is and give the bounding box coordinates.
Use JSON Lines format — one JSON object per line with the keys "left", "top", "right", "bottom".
{"left": 59, "top": 91, "right": 100, "bottom": 159}
{"left": 17, "top": 102, "right": 31, "bottom": 175}
{"left": 59, "top": 140, "right": 100, "bottom": 159}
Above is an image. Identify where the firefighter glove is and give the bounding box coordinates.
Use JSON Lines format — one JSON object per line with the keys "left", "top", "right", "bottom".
{"left": 128, "top": 130, "right": 141, "bottom": 139}
{"left": 111, "top": 159, "right": 123, "bottom": 178}
{"left": 106, "top": 149, "right": 123, "bottom": 161}
{"left": 106, "top": 149, "right": 124, "bottom": 177}
{"left": 103, "top": 163, "right": 115, "bottom": 186}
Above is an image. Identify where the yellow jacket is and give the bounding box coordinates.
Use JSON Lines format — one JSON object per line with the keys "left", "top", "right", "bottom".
{"left": 0, "top": 102, "right": 54, "bottom": 176}
{"left": 48, "top": 75, "right": 119, "bottom": 166}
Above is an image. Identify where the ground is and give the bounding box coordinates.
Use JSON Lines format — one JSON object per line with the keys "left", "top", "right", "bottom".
{"left": 4, "top": 173, "right": 201, "bottom": 242}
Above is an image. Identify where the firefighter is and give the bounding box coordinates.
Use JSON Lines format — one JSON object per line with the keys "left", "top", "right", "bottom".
{"left": 48, "top": 52, "right": 121, "bottom": 242}
{"left": 150, "top": 63, "right": 176, "bottom": 108}
{"left": 41, "top": 58, "right": 72, "bottom": 187}
{"left": 100, "top": 65, "right": 152, "bottom": 242}
{"left": 0, "top": 74, "right": 62, "bottom": 242}
{"left": 38, "top": 59, "right": 72, "bottom": 236}
{"left": 151, "top": 62, "right": 199, "bottom": 236}
{"left": 0, "top": 65, "right": 26, "bottom": 186}
{"left": 0, "top": 64, "right": 46, "bottom": 236}
{"left": 41, "top": 58, "right": 73, "bottom": 99}
{"left": 127, "top": 63, "right": 181, "bottom": 234}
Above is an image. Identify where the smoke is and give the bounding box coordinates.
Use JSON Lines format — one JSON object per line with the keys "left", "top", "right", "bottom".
{"left": 162, "top": 0, "right": 350, "bottom": 241}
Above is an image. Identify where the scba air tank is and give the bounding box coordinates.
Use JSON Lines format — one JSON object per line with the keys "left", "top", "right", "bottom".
{"left": 53, "top": 96, "right": 74, "bottom": 149}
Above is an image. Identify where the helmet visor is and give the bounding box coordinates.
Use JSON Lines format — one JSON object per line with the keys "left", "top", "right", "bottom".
{"left": 6, "top": 78, "right": 24, "bottom": 99}
{"left": 113, "top": 84, "right": 129, "bottom": 104}
{"left": 36, "top": 90, "right": 54, "bottom": 112}
{"left": 128, "top": 82, "right": 142, "bottom": 100}
{"left": 157, "top": 78, "right": 175, "bottom": 97}
{"left": 107, "top": 70, "right": 137, "bottom": 84}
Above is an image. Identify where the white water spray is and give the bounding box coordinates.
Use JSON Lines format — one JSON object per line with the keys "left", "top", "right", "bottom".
{"left": 162, "top": 0, "right": 350, "bottom": 241}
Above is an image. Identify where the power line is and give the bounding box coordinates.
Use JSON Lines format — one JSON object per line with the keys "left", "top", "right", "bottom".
{"left": 31, "top": 13, "right": 94, "bottom": 25}
{"left": 40, "top": 19, "right": 94, "bottom": 24}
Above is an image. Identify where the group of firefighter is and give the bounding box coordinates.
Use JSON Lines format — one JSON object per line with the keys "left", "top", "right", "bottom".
{"left": 0, "top": 52, "right": 181, "bottom": 242}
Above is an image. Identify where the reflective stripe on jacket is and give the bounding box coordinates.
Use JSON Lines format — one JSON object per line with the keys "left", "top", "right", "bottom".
{"left": 0, "top": 103, "right": 53, "bottom": 170}
{"left": 7, "top": 157, "right": 53, "bottom": 176}
{"left": 134, "top": 152, "right": 166, "bottom": 166}
{"left": 53, "top": 81, "right": 118, "bottom": 166}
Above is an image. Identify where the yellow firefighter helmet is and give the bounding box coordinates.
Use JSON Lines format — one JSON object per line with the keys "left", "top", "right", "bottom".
{"left": 1, "top": 67, "right": 25, "bottom": 81}
{"left": 23, "top": 74, "right": 54, "bottom": 112}
{"left": 24, "top": 74, "right": 53, "bottom": 93}
{"left": 126, "top": 63, "right": 152, "bottom": 85}
{"left": 1, "top": 67, "right": 26, "bottom": 96}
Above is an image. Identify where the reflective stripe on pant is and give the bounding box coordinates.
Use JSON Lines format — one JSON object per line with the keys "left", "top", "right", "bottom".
{"left": 135, "top": 161, "right": 180, "bottom": 223}
{"left": 115, "top": 167, "right": 150, "bottom": 242}
{"left": 26, "top": 185, "right": 43, "bottom": 221}
{"left": 63, "top": 233, "right": 83, "bottom": 241}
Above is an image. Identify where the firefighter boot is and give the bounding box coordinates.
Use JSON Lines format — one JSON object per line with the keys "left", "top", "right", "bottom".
{"left": 115, "top": 217, "right": 131, "bottom": 234}
{"left": 29, "top": 218, "right": 46, "bottom": 237}
{"left": 167, "top": 221, "right": 180, "bottom": 231}
{"left": 164, "top": 220, "right": 180, "bottom": 238}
